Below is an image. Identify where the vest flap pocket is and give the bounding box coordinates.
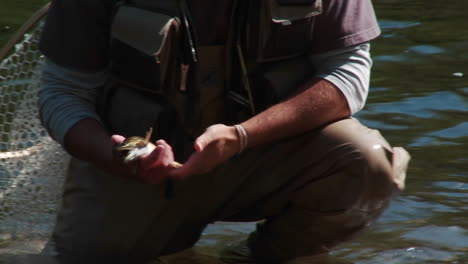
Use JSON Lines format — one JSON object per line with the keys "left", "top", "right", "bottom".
{"left": 269, "top": 0, "right": 322, "bottom": 23}
{"left": 248, "top": 0, "right": 322, "bottom": 63}
{"left": 111, "top": 6, "right": 179, "bottom": 57}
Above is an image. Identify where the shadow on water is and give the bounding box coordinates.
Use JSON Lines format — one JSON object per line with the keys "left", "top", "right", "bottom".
{"left": 1, "top": 0, "right": 468, "bottom": 263}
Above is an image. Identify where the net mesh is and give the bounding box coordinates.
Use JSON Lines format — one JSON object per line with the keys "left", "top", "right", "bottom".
{"left": 0, "top": 18, "right": 69, "bottom": 244}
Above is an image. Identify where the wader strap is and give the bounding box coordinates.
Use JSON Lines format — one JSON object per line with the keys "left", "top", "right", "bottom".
{"left": 225, "top": 0, "right": 256, "bottom": 117}
{"left": 236, "top": 44, "right": 256, "bottom": 115}
{"left": 179, "top": 0, "right": 198, "bottom": 64}
{"left": 178, "top": 0, "right": 198, "bottom": 135}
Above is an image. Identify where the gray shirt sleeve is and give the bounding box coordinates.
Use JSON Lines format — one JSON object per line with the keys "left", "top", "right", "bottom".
{"left": 38, "top": 58, "right": 107, "bottom": 145}
{"left": 309, "top": 42, "right": 372, "bottom": 114}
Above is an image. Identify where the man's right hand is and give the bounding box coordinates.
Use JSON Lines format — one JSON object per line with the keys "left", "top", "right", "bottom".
{"left": 111, "top": 135, "right": 178, "bottom": 184}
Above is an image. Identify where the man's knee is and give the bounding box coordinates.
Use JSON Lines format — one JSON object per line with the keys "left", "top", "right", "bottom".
{"left": 247, "top": 122, "right": 411, "bottom": 262}
{"left": 355, "top": 134, "right": 410, "bottom": 202}
{"left": 321, "top": 119, "right": 410, "bottom": 200}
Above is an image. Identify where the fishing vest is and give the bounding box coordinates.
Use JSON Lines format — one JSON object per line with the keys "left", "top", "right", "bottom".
{"left": 99, "top": 0, "right": 322, "bottom": 142}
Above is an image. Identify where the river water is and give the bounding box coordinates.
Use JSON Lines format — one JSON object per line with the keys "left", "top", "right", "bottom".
{"left": 1, "top": 0, "right": 467, "bottom": 263}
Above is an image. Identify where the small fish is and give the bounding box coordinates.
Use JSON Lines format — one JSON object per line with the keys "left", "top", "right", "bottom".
{"left": 114, "top": 128, "right": 182, "bottom": 167}
{"left": 114, "top": 128, "right": 180, "bottom": 199}
{"left": 114, "top": 128, "right": 156, "bottom": 163}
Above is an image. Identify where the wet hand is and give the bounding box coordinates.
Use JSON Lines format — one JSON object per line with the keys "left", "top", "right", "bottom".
{"left": 170, "top": 124, "right": 241, "bottom": 179}
{"left": 111, "top": 135, "right": 179, "bottom": 184}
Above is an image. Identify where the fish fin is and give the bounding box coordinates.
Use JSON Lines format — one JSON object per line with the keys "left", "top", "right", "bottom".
{"left": 144, "top": 127, "right": 153, "bottom": 144}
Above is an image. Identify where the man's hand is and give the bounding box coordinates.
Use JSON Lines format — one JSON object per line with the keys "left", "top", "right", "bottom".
{"left": 111, "top": 135, "right": 178, "bottom": 184}
{"left": 170, "top": 124, "right": 240, "bottom": 179}
{"left": 111, "top": 124, "right": 241, "bottom": 183}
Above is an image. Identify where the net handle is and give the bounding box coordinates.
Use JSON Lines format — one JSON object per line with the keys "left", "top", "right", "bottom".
{"left": 0, "top": 2, "right": 50, "bottom": 62}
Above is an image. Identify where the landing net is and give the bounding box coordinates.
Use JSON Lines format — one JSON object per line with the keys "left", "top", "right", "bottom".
{"left": 0, "top": 4, "right": 68, "bottom": 243}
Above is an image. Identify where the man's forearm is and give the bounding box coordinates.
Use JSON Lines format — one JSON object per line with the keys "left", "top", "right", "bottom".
{"left": 59, "top": 116, "right": 141, "bottom": 179}
{"left": 62, "top": 118, "right": 115, "bottom": 170}
{"left": 38, "top": 59, "right": 126, "bottom": 175}
{"left": 241, "top": 78, "right": 350, "bottom": 148}
{"left": 240, "top": 43, "right": 372, "bottom": 149}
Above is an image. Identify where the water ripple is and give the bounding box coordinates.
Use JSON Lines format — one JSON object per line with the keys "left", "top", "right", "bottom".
{"left": 407, "top": 45, "right": 446, "bottom": 55}
{"left": 432, "top": 181, "right": 468, "bottom": 190}
{"left": 402, "top": 225, "right": 468, "bottom": 249}
{"left": 380, "top": 196, "right": 459, "bottom": 223}
{"left": 410, "top": 136, "right": 460, "bottom": 147}
{"left": 367, "top": 91, "right": 467, "bottom": 118}
{"left": 429, "top": 122, "right": 468, "bottom": 138}
{"left": 358, "top": 247, "right": 461, "bottom": 264}
{"left": 379, "top": 19, "right": 421, "bottom": 30}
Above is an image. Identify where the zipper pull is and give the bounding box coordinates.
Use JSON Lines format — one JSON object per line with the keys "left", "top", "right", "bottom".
{"left": 179, "top": 64, "right": 190, "bottom": 92}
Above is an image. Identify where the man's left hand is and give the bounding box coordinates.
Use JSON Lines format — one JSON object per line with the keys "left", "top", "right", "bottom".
{"left": 170, "top": 124, "right": 240, "bottom": 179}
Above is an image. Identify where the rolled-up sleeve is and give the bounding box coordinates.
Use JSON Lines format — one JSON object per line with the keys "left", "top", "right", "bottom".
{"left": 38, "top": 58, "right": 107, "bottom": 145}
{"left": 309, "top": 42, "right": 372, "bottom": 114}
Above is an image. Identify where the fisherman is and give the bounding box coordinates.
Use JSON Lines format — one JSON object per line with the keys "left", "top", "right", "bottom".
{"left": 38, "top": 0, "right": 410, "bottom": 263}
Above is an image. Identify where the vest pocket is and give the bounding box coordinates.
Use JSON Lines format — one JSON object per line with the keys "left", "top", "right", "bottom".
{"left": 103, "top": 4, "right": 190, "bottom": 145}
{"left": 249, "top": 0, "right": 322, "bottom": 63}
{"left": 110, "top": 5, "right": 182, "bottom": 94}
